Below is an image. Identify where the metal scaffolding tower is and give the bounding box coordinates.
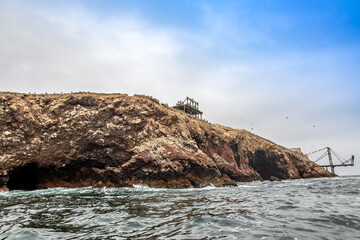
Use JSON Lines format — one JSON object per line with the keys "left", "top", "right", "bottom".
{"left": 173, "top": 97, "right": 203, "bottom": 119}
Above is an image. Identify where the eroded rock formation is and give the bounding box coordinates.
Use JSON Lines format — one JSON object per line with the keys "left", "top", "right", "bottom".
{"left": 0, "top": 92, "right": 333, "bottom": 190}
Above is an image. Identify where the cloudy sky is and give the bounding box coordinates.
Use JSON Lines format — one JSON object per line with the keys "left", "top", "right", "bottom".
{"left": 1, "top": 0, "right": 359, "bottom": 175}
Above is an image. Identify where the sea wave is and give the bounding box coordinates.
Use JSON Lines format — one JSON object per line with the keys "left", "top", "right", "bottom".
{"left": 0, "top": 176, "right": 359, "bottom": 239}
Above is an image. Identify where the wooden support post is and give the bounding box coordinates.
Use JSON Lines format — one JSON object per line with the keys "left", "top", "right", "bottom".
{"left": 327, "top": 147, "right": 335, "bottom": 175}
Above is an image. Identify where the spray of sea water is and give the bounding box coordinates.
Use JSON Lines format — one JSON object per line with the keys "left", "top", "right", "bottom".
{"left": 1, "top": 176, "right": 360, "bottom": 239}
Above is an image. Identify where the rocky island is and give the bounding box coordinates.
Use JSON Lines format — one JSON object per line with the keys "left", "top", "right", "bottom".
{"left": 0, "top": 92, "right": 333, "bottom": 191}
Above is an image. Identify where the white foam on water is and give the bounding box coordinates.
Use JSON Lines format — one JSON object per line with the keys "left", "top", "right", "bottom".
{"left": 238, "top": 185, "right": 258, "bottom": 188}
{"left": 133, "top": 183, "right": 151, "bottom": 189}
{"left": 236, "top": 183, "right": 259, "bottom": 188}
{"left": 202, "top": 183, "right": 216, "bottom": 189}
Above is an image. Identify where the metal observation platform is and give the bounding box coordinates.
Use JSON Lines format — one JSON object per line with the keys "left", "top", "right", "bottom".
{"left": 173, "top": 97, "right": 203, "bottom": 119}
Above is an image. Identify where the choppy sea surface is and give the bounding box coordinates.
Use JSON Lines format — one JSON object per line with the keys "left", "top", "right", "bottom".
{"left": 1, "top": 176, "right": 360, "bottom": 240}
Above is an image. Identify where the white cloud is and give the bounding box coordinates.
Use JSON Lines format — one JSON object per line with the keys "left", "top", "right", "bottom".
{"left": 0, "top": 1, "right": 183, "bottom": 95}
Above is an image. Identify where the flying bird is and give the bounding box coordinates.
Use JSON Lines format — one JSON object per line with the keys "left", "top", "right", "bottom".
{"left": 313, "top": 125, "right": 316, "bottom": 128}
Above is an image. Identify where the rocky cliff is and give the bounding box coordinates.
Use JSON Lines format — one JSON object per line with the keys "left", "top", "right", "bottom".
{"left": 0, "top": 92, "right": 333, "bottom": 191}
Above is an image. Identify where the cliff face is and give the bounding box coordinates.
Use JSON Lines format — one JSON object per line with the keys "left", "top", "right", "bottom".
{"left": 0, "top": 92, "right": 333, "bottom": 191}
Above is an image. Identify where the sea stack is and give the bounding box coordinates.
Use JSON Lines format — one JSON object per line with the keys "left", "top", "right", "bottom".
{"left": 0, "top": 92, "right": 334, "bottom": 190}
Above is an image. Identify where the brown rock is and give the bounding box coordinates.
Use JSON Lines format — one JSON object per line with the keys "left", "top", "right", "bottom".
{"left": 0, "top": 92, "right": 334, "bottom": 191}
{"left": 269, "top": 176, "right": 282, "bottom": 181}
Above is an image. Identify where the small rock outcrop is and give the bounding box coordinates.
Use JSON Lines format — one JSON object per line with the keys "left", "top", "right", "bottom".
{"left": 0, "top": 92, "right": 334, "bottom": 190}
{"left": 269, "top": 176, "right": 282, "bottom": 181}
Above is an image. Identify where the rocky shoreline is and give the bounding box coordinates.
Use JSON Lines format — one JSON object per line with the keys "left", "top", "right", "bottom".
{"left": 0, "top": 92, "right": 334, "bottom": 191}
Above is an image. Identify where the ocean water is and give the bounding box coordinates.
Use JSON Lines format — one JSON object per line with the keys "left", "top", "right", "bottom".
{"left": 0, "top": 176, "right": 360, "bottom": 240}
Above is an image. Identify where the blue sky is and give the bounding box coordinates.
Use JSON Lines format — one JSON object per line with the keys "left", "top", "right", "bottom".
{"left": 0, "top": 0, "right": 359, "bottom": 175}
